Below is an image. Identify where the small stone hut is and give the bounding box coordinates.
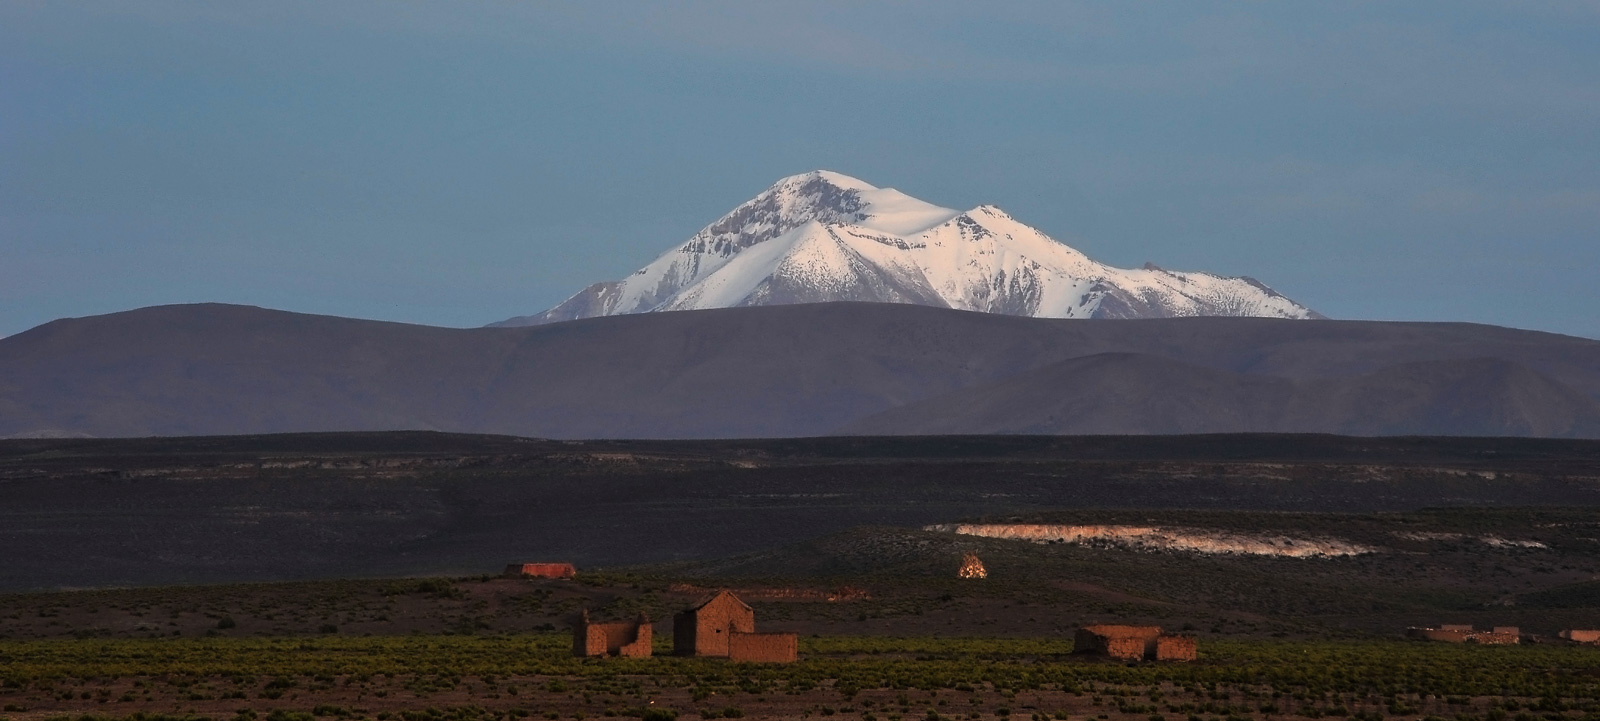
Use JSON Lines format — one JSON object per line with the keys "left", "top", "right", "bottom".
{"left": 573, "top": 610, "right": 652, "bottom": 657}
{"left": 673, "top": 590, "right": 797, "bottom": 662}
{"left": 1076, "top": 625, "right": 1195, "bottom": 661}
{"left": 506, "top": 562, "right": 576, "bottom": 579}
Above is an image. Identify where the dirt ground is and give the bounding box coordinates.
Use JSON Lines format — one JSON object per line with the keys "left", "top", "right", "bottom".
{"left": 0, "top": 672, "right": 1520, "bottom": 721}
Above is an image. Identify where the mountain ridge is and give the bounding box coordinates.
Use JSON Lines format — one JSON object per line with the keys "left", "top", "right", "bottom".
{"left": 3, "top": 301, "right": 1598, "bottom": 440}
{"left": 492, "top": 171, "right": 1322, "bottom": 326}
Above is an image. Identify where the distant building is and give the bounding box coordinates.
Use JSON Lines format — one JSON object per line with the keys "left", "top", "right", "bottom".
{"left": 1406, "top": 625, "right": 1520, "bottom": 644}
{"left": 674, "top": 590, "right": 755, "bottom": 657}
{"left": 505, "top": 562, "right": 576, "bottom": 579}
{"left": 573, "top": 610, "right": 652, "bottom": 657}
{"left": 1560, "top": 629, "right": 1600, "bottom": 643}
{"left": 674, "top": 590, "right": 797, "bottom": 662}
{"left": 1076, "top": 625, "right": 1195, "bottom": 661}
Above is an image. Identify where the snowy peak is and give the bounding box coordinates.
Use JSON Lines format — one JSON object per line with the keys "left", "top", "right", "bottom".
{"left": 491, "top": 171, "right": 1321, "bottom": 327}
{"left": 745, "top": 170, "right": 961, "bottom": 236}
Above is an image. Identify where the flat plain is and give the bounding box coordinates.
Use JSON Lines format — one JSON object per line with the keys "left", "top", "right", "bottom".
{"left": 4, "top": 432, "right": 1600, "bottom": 721}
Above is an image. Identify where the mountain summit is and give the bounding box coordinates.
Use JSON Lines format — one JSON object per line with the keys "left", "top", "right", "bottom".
{"left": 491, "top": 171, "right": 1321, "bottom": 326}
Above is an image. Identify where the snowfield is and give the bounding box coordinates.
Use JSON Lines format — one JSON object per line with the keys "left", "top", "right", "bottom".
{"left": 494, "top": 170, "right": 1321, "bottom": 326}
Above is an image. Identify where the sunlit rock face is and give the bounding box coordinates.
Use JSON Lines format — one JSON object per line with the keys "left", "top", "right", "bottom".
{"left": 927, "top": 523, "right": 1376, "bottom": 558}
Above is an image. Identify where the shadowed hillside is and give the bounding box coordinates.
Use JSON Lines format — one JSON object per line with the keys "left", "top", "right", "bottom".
{"left": 2, "top": 302, "right": 1599, "bottom": 439}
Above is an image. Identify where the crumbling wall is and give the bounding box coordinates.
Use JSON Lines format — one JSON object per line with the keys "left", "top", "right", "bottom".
{"left": 573, "top": 613, "right": 652, "bottom": 657}
{"left": 1154, "top": 635, "right": 1197, "bottom": 661}
{"left": 728, "top": 631, "right": 797, "bottom": 663}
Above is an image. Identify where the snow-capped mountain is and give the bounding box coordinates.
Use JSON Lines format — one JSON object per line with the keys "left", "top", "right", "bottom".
{"left": 491, "top": 170, "right": 1321, "bottom": 327}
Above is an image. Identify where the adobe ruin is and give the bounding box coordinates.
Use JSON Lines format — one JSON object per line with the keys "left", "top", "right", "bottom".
{"left": 572, "top": 610, "right": 652, "bottom": 657}
{"left": 505, "top": 562, "right": 577, "bottom": 579}
{"left": 673, "top": 589, "right": 797, "bottom": 662}
{"left": 1406, "top": 625, "right": 1520, "bottom": 644}
{"left": 1075, "top": 625, "right": 1196, "bottom": 662}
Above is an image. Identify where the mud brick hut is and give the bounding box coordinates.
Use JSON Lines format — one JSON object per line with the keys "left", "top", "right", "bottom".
{"left": 573, "top": 611, "right": 652, "bottom": 657}
{"left": 1076, "top": 625, "right": 1195, "bottom": 661}
{"left": 505, "top": 562, "right": 576, "bottom": 579}
{"left": 674, "top": 590, "right": 755, "bottom": 656}
{"left": 674, "top": 590, "right": 797, "bottom": 662}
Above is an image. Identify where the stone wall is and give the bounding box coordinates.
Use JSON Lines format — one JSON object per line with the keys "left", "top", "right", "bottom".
{"left": 1154, "top": 635, "right": 1197, "bottom": 661}
{"left": 1076, "top": 625, "right": 1162, "bottom": 657}
{"left": 728, "top": 631, "right": 797, "bottom": 663}
{"left": 1077, "top": 625, "right": 1193, "bottom": 661}
{"left": 1104, "top": 636, "right": 1148, "bottom": 660}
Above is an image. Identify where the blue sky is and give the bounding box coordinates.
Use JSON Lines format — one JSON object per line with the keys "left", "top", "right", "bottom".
{"left": 4, "top": 2, "right": 1598, "bottom": 338}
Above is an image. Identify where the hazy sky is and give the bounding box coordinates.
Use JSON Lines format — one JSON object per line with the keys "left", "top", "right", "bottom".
{"left": 4, "top": 2, "right": 1599, "bottom": 339}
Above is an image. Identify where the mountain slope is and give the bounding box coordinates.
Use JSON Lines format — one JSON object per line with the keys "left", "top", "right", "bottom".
{"left": 492, "top": 171, "right": 1320, "bottom": 326}
{"left": 840, "top": 353, "right": 1600, "bottom": 437}
{"left": 4, "top": 303, "right": 1599, "bottom": 440}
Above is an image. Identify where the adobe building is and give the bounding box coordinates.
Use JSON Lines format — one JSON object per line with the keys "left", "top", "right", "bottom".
{"left": 1406, "top": 625, "right": 1520, "bottom": 644}
{"left": 1561, "top": 629, "right": 1600, "bottom": 644}
{"left": 674, "top": 590, "right": 797, "bottom": 662}
{"left": 674, "top": 590, "right": 755, "bottom": 656}
{"left": 1076, "top": 625, "right": 1195, "bottom": 661}
{"left": 573, "top": 610, "right": 652, "bottom": 657}
{"left": 506, "top": 562, "right": 577, "bottom": 579}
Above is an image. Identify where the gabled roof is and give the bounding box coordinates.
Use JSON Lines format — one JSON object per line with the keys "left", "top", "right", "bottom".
{"left": 684, "top": 589, "right": 752, "bottom": 613}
